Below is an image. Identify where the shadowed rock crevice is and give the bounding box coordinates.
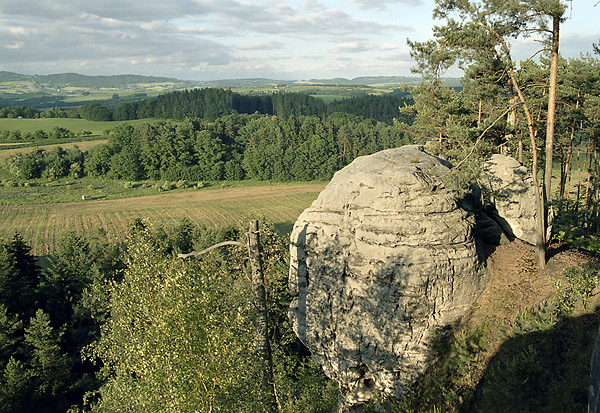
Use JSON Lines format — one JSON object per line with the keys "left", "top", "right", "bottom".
{"left": 289, "top": 145, "right": 490, "bottom": 410}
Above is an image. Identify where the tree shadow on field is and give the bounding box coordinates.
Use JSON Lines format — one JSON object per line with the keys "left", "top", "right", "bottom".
{"left": 273, "top": 221, "right": 294, "bottom": 236}
{"left": 466, "top": 309, "right": 600, "bottom": 413}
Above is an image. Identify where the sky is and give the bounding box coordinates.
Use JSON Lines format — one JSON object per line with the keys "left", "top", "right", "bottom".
{"left": 1, "top": 0, "right": 598, "bottom": 81}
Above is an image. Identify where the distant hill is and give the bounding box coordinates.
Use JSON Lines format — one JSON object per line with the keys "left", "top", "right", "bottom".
{"left": 0, "top": 72, "right": 32, "bottom": 82}
{"left": 34, "top": 73, "right": 182, "bottom": 88}
{"left": 0, "top": 71, "right": 188, "bottom": 88}
{"left": 0, "top": 71, "right": 460, "bottom": 109}
{"left": 0, "top": 71, "right": 461, "bottom": 92}
{"left": 299, "top": 76, "right": 462, "bottom": 88}
{"left": 195, "top": 78, "right": 287, "bottom": 89}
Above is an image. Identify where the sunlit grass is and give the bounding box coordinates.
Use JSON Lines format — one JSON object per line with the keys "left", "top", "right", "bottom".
{"left": 0, "top": 179, "right": 325, "bottom": 254}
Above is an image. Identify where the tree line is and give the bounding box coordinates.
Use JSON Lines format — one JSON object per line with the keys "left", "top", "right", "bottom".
{"left": 7, "top": 113, "right": 411, "bottom": 182}
{"left": 0, "top": 127, "right": 79, "bottom": 143}
{"left": 1, "top": 88, "right": 412, "bottom": 126}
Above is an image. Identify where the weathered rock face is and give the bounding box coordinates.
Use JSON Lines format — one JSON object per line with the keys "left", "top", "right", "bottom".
{"left": 589, "top": 327, "right": 600, "bottom": 413}
{"left": 289, "top": 145, "right": 490, "bottom": 408}
{"left": 480, "top": 154, "right": 538, "bottom": 245}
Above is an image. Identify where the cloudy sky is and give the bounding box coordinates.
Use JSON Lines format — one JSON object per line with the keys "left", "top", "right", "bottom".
{"left": 1, "top": 0, "right": 598, "bottom": 81}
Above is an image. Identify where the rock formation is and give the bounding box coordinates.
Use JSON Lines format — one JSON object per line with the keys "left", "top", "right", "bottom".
{"left": 479, "top": 154, "right": 539, "bottom": 245}
{"left": 590, "top": 328, "right": 600, "bottom": 413}
{"left": 289, "top": 145, "right": 490, "bottom": 408}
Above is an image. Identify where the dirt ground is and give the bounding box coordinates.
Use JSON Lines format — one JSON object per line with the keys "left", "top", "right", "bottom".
{"left": 453, "top": 239, "right": 600, "bottom": 408}
{"left": 465, "top": 241, "right": 597, "bottom": 329}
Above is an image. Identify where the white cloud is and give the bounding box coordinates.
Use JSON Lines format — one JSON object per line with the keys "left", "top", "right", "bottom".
{"left": 236, "top": 42, "right": 284, "bottom": 51}
{"left": 0, "top": 0, "right": 596, "bottom": 80}
{"left": 5, "top": 42, "right": 24, "bottom": 49}
{"left": 331, "top": 42, "right": 368, "bottom": 53}
{"left": 8, "top": 26, "right": 34, "bottom": 36}
{"left": 378, "top": 43, "right": 398, "bottom": 51}
{"left": 300, "top": 0, "right": 325, "bottom": 11}
{"left": 349, "top": 0, "right": 424, "bottom": 11}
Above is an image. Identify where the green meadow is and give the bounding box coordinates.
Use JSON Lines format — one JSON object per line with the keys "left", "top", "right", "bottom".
{"left": 0, "top": 117, "right": 158, "bottom": 135}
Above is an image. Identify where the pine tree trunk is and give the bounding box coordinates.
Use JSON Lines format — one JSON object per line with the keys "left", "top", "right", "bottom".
{"left": 563, "top": 125, "right": 575, "bottom": 200}
{"left": 500, "top": 39, "right": 546, "bottom": 268}
{"left": 576, "top": 139, "right": 583, "bottom": 210}
{"left": 544, "top": 13, "right": 560, "bottom": 204}
{"left": 518, "top": 138, "right": 524, "bottom": 164}
{"left": 585, "top": 136, "right": 594, "bottom": 208}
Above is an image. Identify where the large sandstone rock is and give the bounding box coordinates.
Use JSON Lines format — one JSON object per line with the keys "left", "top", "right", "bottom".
{"left": 480, "top": 154, "right": 538, "bottom": 245}
{"left": 289, "top": 145, "right": 490, "bottom": 408}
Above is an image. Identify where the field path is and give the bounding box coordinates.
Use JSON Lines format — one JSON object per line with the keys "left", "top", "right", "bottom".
{"left": 0, "top": 183, "right": 325, "bottom": 254}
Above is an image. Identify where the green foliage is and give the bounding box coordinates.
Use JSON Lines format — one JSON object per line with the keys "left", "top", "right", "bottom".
{"left": 169, "top": 217, "right": 199, "bottom": 254}
{"left": 88, "top": 222, "right": 261, "bottom": 411}
{"left": 552, "top": 200, "right": 600, "bottom": 255}
{"left": 565, "top": 263, "right": 600, "bottom": 308}
{"left": 7, "top": 146, "right": 85, "bottom": 180}
{"left": 476, "top": 305, "right": 594, "bottom": 412}
{"left": 84, "top": 220, "right": 338, "bottom": 412}
{"left": 0, "top": 231, "right": 124, "bottom": 412}
{"left": 1, "top": 357, "right": 29, "bottom": 408}
{"left": 388, "top": 327, "right": 486, "bottom": 412}
{"left": 0, "top": 106, "right": 41, "bottom": 119}
{"left": 326, "top": 94, "right": 413, "bottom": 125}
{"left": 72, "top": 114, "right": 409, "bottom": 183}
{"left": 481, "top": 344, "right": 550, "bottom": 412}
{"left": 24, "top": 309, "right": 71, "bottom": 400}
{"left": 258, "top": 222, "right": 339, "bottom": 412}
{"left": 77, "top": 103, "right": 113, "bottom": 122}
{"left": 476, "top": 276, "right": 597, "bottom": 413}
{"left": 550, "top": 263, "right": 600, "bottom": 313}
{"left": 0, "top": 233, "right": 42, "bottom": 320}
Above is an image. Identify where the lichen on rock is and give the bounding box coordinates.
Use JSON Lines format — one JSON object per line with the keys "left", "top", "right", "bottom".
{"left": 289, "top": 145, "right": 490, "bottom": 408}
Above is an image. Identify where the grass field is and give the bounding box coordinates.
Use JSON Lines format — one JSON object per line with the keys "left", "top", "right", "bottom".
{"left": 0, "top": 117, "right": 158, "bottom": 135}
{"left": 0, "top": 182, "right": 325, "bottom": 255}
{"left": 0, "top": 118, "right": 173, "bottom": 166}
{"left": 0, "top": 140, "right": 107, "bottom": 164}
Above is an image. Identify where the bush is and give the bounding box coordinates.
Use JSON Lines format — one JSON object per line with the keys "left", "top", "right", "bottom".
{"left": 551, "top": 263, "right": 600, "bottom": 312}
{"left": 552, "top": 200, "right": 600, "bottom": 255}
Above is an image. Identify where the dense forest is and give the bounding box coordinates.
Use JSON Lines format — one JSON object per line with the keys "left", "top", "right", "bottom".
{"left": 0, "top": 87, "right": 413, "bottom": 125}
{"left": 6, "top": 114, "right": 411, "bottom": 182}
{"left": 0, "top": 221, "right": 339, "bottom": 412}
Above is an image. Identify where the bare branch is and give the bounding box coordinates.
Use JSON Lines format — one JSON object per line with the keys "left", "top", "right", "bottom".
{"left": 177, "top": 240, "right": 246, "bottom": 258}
{"left": 394, "top": 120, "right": 437, "bottom": 141}
{"left": 449, "top": 102, "right": 521, "bottom": 173}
